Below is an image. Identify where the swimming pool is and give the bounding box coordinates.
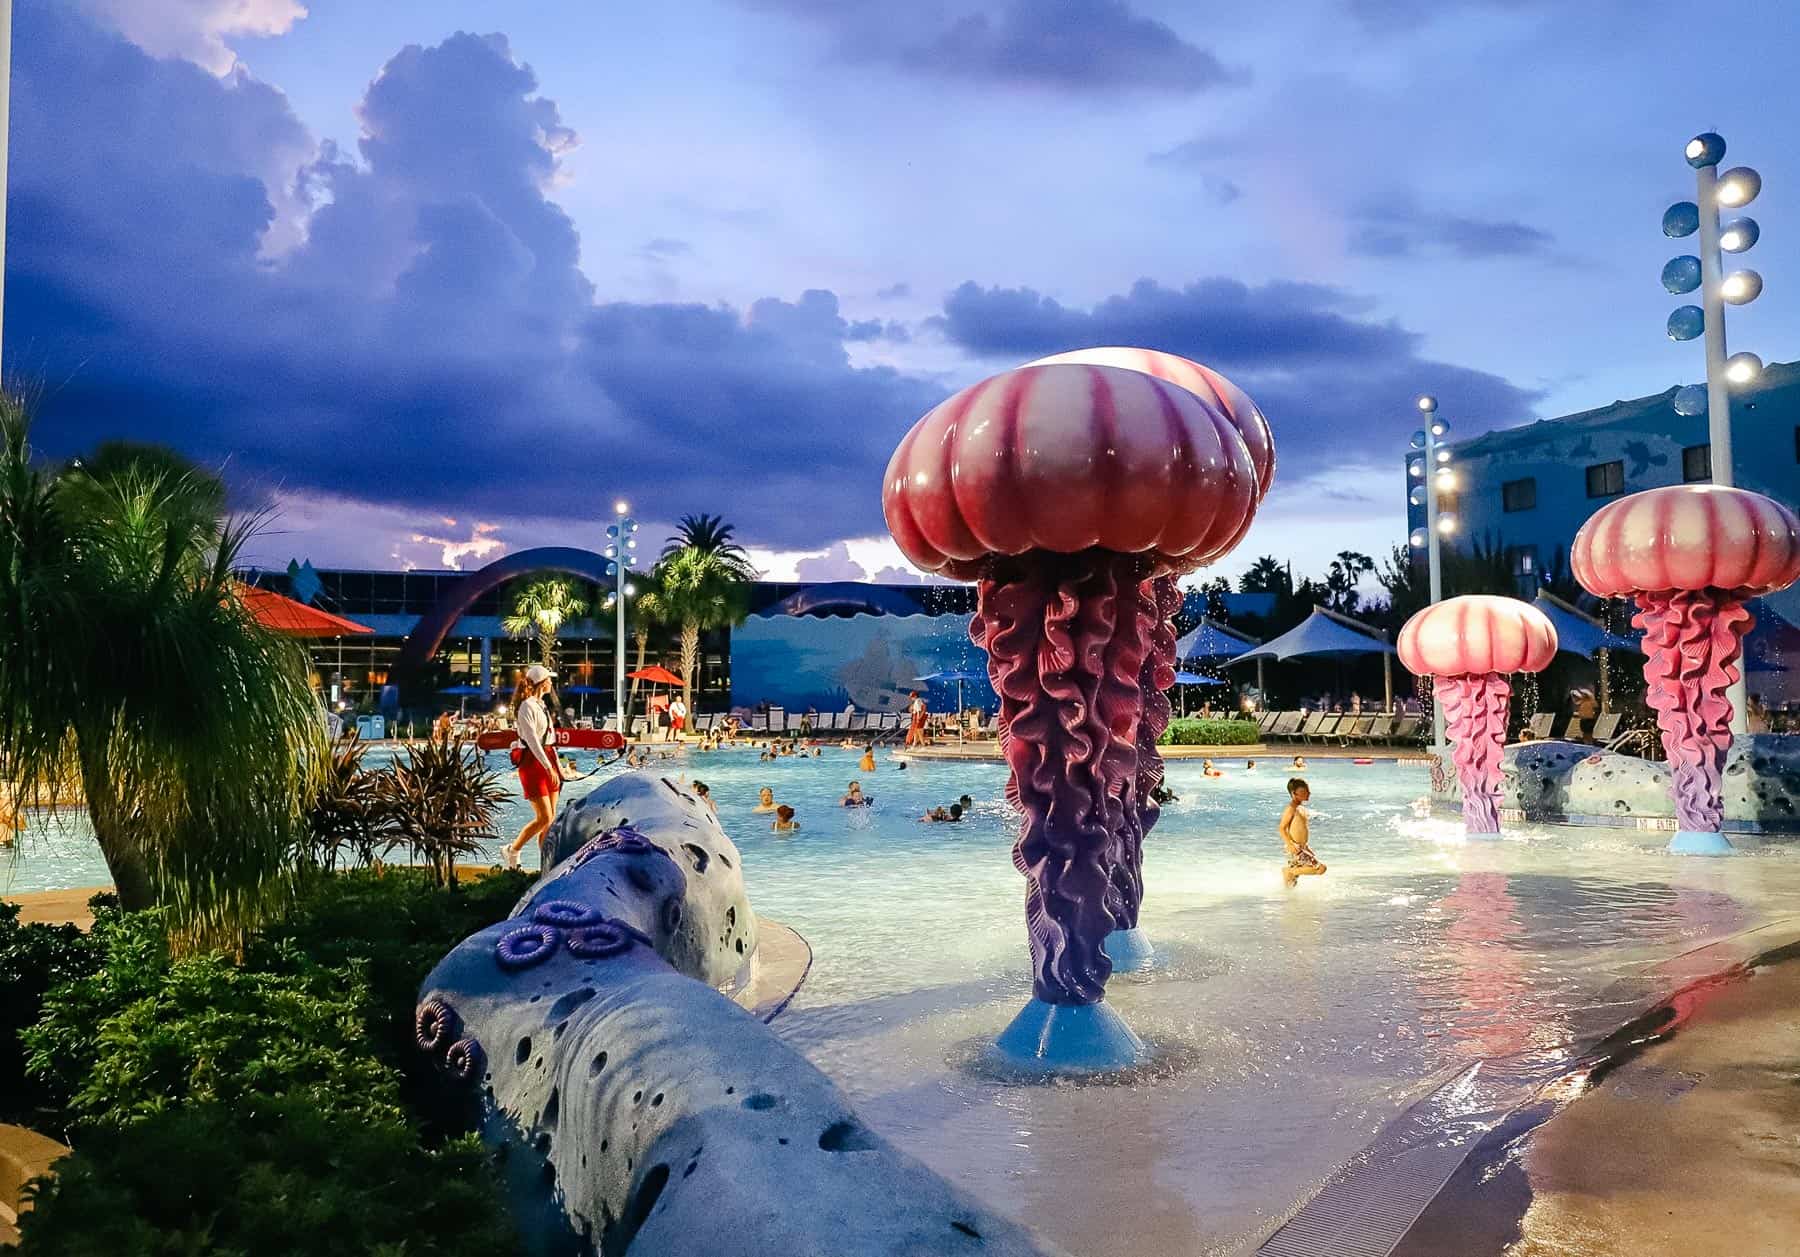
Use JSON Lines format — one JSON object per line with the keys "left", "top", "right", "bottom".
{"left": 9, "top": 744, "right": 1800, "bottom": 1254}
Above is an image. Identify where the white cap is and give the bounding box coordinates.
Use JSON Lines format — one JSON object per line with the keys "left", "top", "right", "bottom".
{"left": 525, "top": 664, "right": 556, "bottom": 684}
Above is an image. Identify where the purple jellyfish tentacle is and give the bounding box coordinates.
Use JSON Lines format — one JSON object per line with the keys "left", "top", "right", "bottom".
{"left": 981, "top": 552, "right": 1144, "bottom": 1006}
{"left": 1102, "top": 573, "right": 1162, "bottom": 936}
{"left": 1438, "top": 672, "right": 1510, "bottom": 832}
{"left": 1634, "top": 588, "right": 1753, "bottom": 833}
{"left": 1112, "top": 575, "right": 1181, "bottom": 934}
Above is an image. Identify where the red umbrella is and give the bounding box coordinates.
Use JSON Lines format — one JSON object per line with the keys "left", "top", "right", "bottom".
{"left": 626, "top": 665, "right": 683, "bottom": 686}
{"left": 234, "top": 582, "right": 373, "bottom": 638}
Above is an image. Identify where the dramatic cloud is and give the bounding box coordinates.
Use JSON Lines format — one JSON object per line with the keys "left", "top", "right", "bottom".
{"left": 74, "top": 0, "right": 307, "bottom": 74}
{"left": 1348, "top": 203, "right": 1554, "bottom": 260}
{"left": 875, "top": 282, "right": 912, "bottom": 301}
{"left": 9, "top": 8, "right": 942, "bottom": 553}
{"left": 934, "top": 277, "right": 1541, "bottom": 476}
{"left": 794, "top": 541, "right": 867, "bottom": 581}
{"left": 747, "top": 0, "right": 1239, "bottom": 95}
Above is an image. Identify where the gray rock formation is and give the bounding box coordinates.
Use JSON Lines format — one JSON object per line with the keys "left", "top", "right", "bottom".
{"left": 418, "top": 772, "right": 1061, "bottom": 1256}
{"left": 1434, "top": 736, "right": 1800, "bottom": 829}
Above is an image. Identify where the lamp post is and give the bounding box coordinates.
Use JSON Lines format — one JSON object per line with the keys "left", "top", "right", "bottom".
{"left": 604, "top": 501, "right": 639, "bottom": 732}
{"left": 1409, "top": 395, "right": 1458, "bottom": 749}
{"left": 1663, "top": 131, "right": 1766, "bottom": 732}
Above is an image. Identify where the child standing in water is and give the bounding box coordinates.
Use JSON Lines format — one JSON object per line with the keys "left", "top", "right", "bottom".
{"left": 1279, "top": 778, "right": 1327, "bottom": 888}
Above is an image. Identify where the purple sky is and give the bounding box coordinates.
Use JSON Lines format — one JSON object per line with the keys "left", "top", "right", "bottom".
{"left": 10, "top": 0, "right": 1799, "bottom": 584}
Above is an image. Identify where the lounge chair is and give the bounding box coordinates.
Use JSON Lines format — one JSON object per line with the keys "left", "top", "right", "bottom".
{"left": 1338, "top": 715, "right": 1377, "bottom": 745}
{"left": 629, "top": 716, "right": 649, "bottom": 738}
{"left": 1294, "top": 712, "right": 1327, "bottom": 743}
{"left": 1256, "top": 711, "right": 1280, "bottom": 736}
{"left": 1312, "top": 714, "right": 1343, "bottom": 744}
{"left": 747, "top": 714, "right": 767, "bottom": 734}
{"left": 848, "top": 714, "right": 867, "bottom": 733}
{"left": 1268, "top": 711, "right": 1304, "bottom": 741}
{"left": 1387, "top": 715, "right": 1422, "bottom": 745}
{"left": 1590, "top": 712, "right": 1622, "bottom": 745}
{"left": 1554, "top": 715, "right": 1583, "bottom": 741}
{"left": 1527, "top": 712, "right": 1555, "bottom": 740}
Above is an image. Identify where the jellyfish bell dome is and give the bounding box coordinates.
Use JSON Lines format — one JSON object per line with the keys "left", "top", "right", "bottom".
{"left": 1022, "top": 347, "right": 1275, "bottom": 502}
{"left": 883, "top": 362, "right": 1261, "bottom": 581}
{"left": 1397, "top": 595, "right": 1558, "bottom": 678}
{"left": 1572, "top": 484, "right": 1800, "bottom": 599}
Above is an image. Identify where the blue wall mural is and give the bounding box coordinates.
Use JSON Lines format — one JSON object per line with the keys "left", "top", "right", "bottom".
{"left": 729, "top": 613, "right": 996, "bottom": 714}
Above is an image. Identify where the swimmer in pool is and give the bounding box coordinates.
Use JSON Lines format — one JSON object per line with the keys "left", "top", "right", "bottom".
{"left": 1291, "top": 755, "right": 1307, "bottom": 770}
{"left": 1279, "top": 778, "right": 1327, "bottom": 887}
{"left": 753, "top": 786, "right": 777, "bottom": 813}
{"left": 841, "top": 781, "right": 871, "bottom": 807}
{"left": 858, "top": 745, "right": 877, "bottom": 773}
{"left": 1150, "top": 783, "right": 1178, "bottom": 805}
{"left": 1202, "top": 758, "right": 1223, "bottom": 777}
{"left": 1245, "top": 759, "right": 1257, "bottom": 772}
{"left": 772, "top": 804, "right": 800, "bottom": 833}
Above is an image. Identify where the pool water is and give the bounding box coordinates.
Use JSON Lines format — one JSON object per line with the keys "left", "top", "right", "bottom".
{"left": 9, "top": 744, "right": 1800, "bottom": 1254}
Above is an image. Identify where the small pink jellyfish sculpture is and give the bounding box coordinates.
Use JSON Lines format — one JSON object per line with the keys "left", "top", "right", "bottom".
{"left": 1025, "top": 347, "right": 1275, "bottom": 969}
{"left": 1398, "top": 596, "right": 1557, "bottom": 833}
{"left": 884, "top": 361, "right": 1263, "bottom": 1068}
{"left": 1572, "top": 484, "right": 1800, "bottom": 853}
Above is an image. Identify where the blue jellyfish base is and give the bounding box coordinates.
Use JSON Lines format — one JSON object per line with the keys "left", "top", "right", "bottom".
{"left": 1103, "top": 926, "right": 1156, "bottom": 972}
{"left": 1669, "top": 829, "right": 1734, "bottom": 856}
{"left": 992, "top": 998, "right": 1144, "bottom": 1073}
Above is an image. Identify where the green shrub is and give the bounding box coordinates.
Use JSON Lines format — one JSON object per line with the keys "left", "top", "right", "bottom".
{"left": 1160, "top": 717, "right": 1262, "bottom": 746}
{"left": 25, "top": 925, "right": 398, "bottom": 1134}
{"left": 0, "top": 899, "right": 103, "bottom": 1126}
{"left": 18, "top": 1095, "right": 515, "bottom": 1257}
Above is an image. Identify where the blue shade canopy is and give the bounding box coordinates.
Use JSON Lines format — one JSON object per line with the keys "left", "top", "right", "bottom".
{"left": 439, "top": 684, "right": 487, "bottom": 695}
{"left": 1532, "top": 593, "right": 1640, "bottom": 656}
{"left": 560, "top": 684, "right": 608, "bottom": 694}
{"left": 1173, "top": 671, "right": 1223, "bottom": 685}
{"left": 1175, "top": 616, "right": 1261, "bottom": 661}
{"left": 914, "top": 670, "right": 989, "bottom": 683}
{"left": 1226, "top": 608, "right": 1394, "bottom": 662}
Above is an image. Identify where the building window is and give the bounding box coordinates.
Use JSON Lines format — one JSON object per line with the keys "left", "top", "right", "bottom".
{"left": 1682, "top": 444, "right": 1711, "bottom": 483}
{"left": 1501, "top": 478, "right": 1536, "bottom": 512}
{"left": 1585, "top": 461, "right": 1625, "bottom": 498}
{"left": 1508, "top": 545, "right": 1538, "bottom": 577}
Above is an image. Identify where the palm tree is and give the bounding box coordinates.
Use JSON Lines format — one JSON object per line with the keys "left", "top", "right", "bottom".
{"left": 650, "top": 549, "right": 751, "bottom": 716}
{"left": 1326, "top": 550, "right": 1376, "bottom": 614}
{"left": 1238, "top": 555, "right": 1290, "bottom": 596}
{"left": 660, "top": 513, "right": 757, "bottom": 579}
{"left": 501, "top": 578, "right": 587, "bottom": 670}
{"left": 623, "top": 567, "right": 665, "bottom": 707}
{"left": 0, "top": 402, "right": 325, "bottom": 939}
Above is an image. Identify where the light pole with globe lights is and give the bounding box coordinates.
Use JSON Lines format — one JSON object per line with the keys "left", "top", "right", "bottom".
{"left": 1408, "top": 395, "right": 1457, "bottom": 748}
{"left": 604, "top": 501, "right": 639, "bottom": 731}
{"left": 1663, "top": 131, "right": 1765, "bottom": 732}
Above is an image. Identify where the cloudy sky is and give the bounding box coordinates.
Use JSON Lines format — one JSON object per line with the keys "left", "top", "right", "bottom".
{"left": 10, "top": 0, "right": 1799, "bottom": 586}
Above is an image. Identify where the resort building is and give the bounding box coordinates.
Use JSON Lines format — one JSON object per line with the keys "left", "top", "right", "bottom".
{"left": 1405, "top": 360, "right": 1800, "bottom": 699}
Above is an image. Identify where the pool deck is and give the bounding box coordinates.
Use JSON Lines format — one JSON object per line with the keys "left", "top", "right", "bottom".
{"left": 901, "top": 741, "right": 1431, "bottom": 763}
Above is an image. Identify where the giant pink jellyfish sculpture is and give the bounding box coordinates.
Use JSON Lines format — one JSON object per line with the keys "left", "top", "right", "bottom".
{"left": 1572, "top": 484, "right": 1800, "bottom": 854}
{"left": 1398, "top": 595, "right": 1557, "bottom": 834}
{"left": 883, "top": 361, "right": 1264, "bottom": 1069}
{"left": 1025, "top": 347, "right": 1276, "bottom": 970}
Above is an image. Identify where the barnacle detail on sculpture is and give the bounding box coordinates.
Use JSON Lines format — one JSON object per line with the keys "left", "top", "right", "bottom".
{"left": 1398, "top": 595, "right": 1557, "bottom": 833}
{"left": 884, "top": 359, "right": 1267, "bottom": 1067}
{"left": 1573, "top": 485, "right": 1800, "bottom": 851}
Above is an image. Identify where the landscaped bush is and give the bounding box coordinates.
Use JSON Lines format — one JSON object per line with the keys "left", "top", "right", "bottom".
{"left": 0, "top": 899, "right": 102, "bottom": 1126}
{"left": 14, "top": 867, "right": 530, "bottom": 1254}
{"left": 18, "top": 1095, "right": 514, "bottom": 1256}
{"left": 1160, "top": 717, "right": 1262, "bottom": 747}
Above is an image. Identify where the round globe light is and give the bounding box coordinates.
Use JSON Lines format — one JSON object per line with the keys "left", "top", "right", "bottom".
{"left": 1720, "top": 217, "right": 1760, "bottom": 253}
{"left": 1410, "top": 528, "right": 1428, "bottom": 548}
{"left": 1409, "top": 486, "right": 1427, "bottom": 506}
{"left": 1672, "top": 384, "right": 1708, "bottom": 416}
{"left": 1721, "top": 269, "right": 1763, "bottom": 305}
{"left": 1662, "top": 201, "right": 1700, "bottom": 238}
{"left": 1667, "top": 305, "right": 1705, "bottom": 341}
{"left": 1430, "top": 418, "right": 1451, "bottom": 439}
{"left": 1436, "top": 515, "right": 1457, "bottom": 535}
{"left": 1409, "top": 459, "right": 1425, "bottom": 479}
{"left": 625, "top": 582, "right": 637, "bottom": 596}
{"left": 1435, "top": 468, "right": 1457, "bottom": 490}
{"left": 1410, "top": 429, "right": 1427, "bottom": 450}
{"left": 1417, "top": 395, "right": 1438, "bottom": 413}
{"left": 1685, "top": 132, "right": 1726, "bottom": 168}
{"left": 1435, "top": 448, "right": 1452, "bottom": 465}
{"left": 1717, "top": 167, "right": 1761, "bottom": 208}
{"left": 1725, "top": 352, "right": 1763, "bottom": 385}
{"left": 614, "top": 500, "right": 630, "bottom": 515}
{"left": 605, "top": 561, "right": 618, "bottom": 576}
{"left": 1661, "top": 255, "right": 1702, "bottom": 294}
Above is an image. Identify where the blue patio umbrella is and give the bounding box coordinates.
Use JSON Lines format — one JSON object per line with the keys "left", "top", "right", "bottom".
{"left": 1227, "top": 607, "right": 1397, "bottom": 709}
{"left": 1173, "top": 671, "right": 1223, "bottom": 685}
{"left": 915, "top": 669, "right": 991, "bottom": 740}
{"left": 560, "top": 684, "right": 608, "bottom": 694}
{"left": 1532, "top": 592, "right": 1640, "bottom": 656}
{"left": 438, "top": 682, "right": 486, "bottom": 714}
{"left": 1175, "top": 617, "right": 1261, "bottom": 662}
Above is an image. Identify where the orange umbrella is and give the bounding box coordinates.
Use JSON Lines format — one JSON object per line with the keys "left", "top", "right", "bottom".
{"left": 233, "top": 582, "right": 373, "bottom": 638}
{"left": 626, "top": 665, "right": 682, "bottom": 686}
